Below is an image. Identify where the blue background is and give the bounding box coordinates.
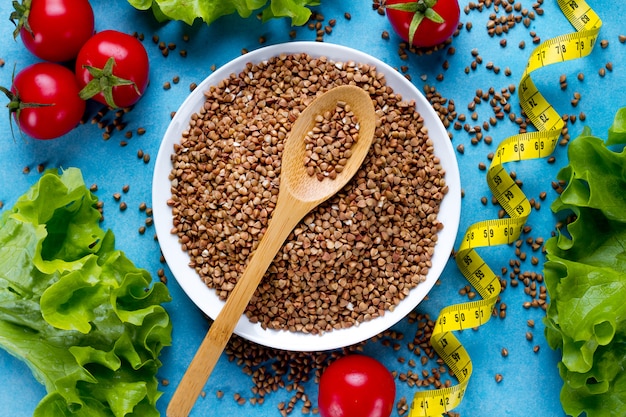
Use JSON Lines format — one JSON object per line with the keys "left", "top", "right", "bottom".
{"left": 1, "top": 1, "right": 625, "bottom": 416}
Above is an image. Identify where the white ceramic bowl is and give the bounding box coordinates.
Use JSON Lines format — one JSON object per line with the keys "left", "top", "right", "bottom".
{"left": 153, "top": 42, "right": 461, "bottom": 352}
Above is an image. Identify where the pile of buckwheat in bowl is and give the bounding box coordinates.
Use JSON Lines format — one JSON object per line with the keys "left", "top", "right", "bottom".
{"left": 154, "top": 42, "right": 461, "bottom": 351}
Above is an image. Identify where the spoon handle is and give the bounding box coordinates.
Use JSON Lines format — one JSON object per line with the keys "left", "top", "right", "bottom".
{"left": 166, "top": 193, "right": 312, "bottom": 417}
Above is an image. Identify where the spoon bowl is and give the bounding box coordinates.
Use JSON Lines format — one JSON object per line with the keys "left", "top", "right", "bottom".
{"left": 166, "top": 84, "right": 376, "bottom": 417}
{"left": 281, "top": 85, "right": 377, "bottom": 204}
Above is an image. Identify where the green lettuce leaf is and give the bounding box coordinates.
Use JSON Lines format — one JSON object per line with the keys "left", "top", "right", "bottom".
{"left": 127, "top": 0, "right": 320, "bottom": 26}
{"left": 0, "top": 168, "right": 172, "bottom": 417}
{"left": 544, "top": 107, "right": 626, "bottom": 417}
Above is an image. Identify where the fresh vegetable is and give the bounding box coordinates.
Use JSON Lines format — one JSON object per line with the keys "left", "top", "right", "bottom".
{"left": 10, "top": 0, "right": 95, "bottom": 62}
{"left": 544, "top": 107, "right": 626, "bottom": 417}
{"left": 384, "top": 0, "right": 460, "bottom": 48}
{"left": 75, "top": 30, "right": 150, "bottom": 109}
{"left": 0, "top": 168, "right": 172, "bottom": 417}
{"left": 127, "top": 0, "right": 320, "bottom": 26}
{"left": 318, "top": 354, "right": 396, "bottom": 417}
{"left": 1, "top": 62, "right": 86, "bottom": 140}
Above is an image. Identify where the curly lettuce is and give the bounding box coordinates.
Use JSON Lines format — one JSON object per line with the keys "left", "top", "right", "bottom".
{"left": 128, "top": 0, "right": 321, "bottom": 26}
{"left": 0, "top": 168, "right": 172, "bottom": 417}
{"left": 544, "top": 107, "right": 626, "bottom": 417}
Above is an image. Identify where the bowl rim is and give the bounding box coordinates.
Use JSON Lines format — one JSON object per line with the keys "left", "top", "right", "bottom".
{"left": 152, "top": 41, "right": 461, "bottom": 352}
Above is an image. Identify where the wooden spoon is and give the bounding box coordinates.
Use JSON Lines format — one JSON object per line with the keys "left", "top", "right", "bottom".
{"left": 166, "top": 84, "right": 377, "bottom": 417}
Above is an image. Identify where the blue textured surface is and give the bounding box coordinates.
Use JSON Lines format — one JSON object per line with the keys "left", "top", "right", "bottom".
{"left": 1, "top": 1, "right": 625, "bottom": 416}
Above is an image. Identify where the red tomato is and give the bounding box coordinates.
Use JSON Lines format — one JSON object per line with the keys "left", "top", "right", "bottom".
{"left": 11, "top": 0, "right": 94, "bottom": 62}
{"left": 318, "top": 355, "right": 396, "bottom": 417}
{"left": 75, "top": 30, "right": 150, "bottom": 109}
{"left": 1, "top": 63, "right": 86, "bottom": 140}
{"left": 385, "top": 0, "right": 460, "bottom": 48}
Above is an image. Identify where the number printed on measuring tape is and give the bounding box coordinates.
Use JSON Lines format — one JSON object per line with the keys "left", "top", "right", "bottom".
{"left": 409, "top": 1, "right": 602, "bottom": 416}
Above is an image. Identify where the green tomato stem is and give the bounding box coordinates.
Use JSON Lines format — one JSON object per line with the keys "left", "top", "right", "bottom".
{"left": 9, "top": 0, "right": 33, "bottom": 39}
{"left": 78, "top": 57, "right": 141, "bottom": 109}
{"left": 1, "top": 83, "right": 51, "bottom": 141}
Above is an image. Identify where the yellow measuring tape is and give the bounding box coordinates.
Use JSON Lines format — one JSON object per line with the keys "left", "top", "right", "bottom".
{"left": 410, "top": 1, "right": 602, "bottom": 415}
